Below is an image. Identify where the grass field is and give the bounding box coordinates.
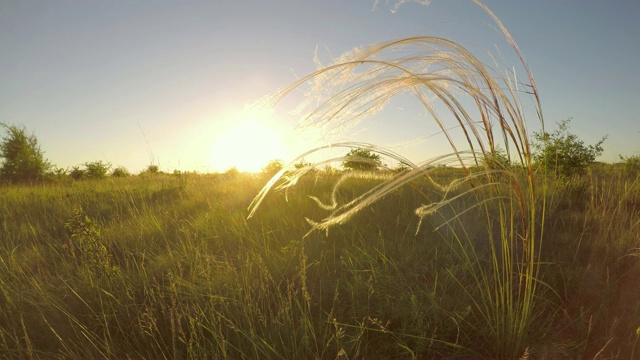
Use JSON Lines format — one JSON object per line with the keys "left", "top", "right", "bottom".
{"left": 1, "top": 3, "right": 639, "bottom": 358}
{"left": 1, "top": 169, "right": 638, "bottom": 359}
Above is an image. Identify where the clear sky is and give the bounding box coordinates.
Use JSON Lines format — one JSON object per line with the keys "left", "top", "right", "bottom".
{"left": 1, "top": 0, "right": 638, "bottom": 173}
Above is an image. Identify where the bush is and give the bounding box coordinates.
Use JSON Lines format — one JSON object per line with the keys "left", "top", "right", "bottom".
{"left": 619, "top": 154, "right": 640, "bottom": 177}
{"left": 111, "top": 166, "right": 130, "bottom": 177}
{"left": 45, "top": 166, "right": 69, "bottom": 182}
{"left": 84, "top": 161, "right": 111, "bottom": 179}
{"left": 261, "top": 159, "right": 284, "bottom": 177}
{"left": 293, "top": 160, "right": 312, "bottom": 170}
{"left": 343, "top": 148, "right": 382, "bottom": 171}
{"left": 393, "top": 163, "right": 411, "bottom": 174}
{"left": 289, "top": 159, "right": 317, "bottom": 177}
{"left": 64, "top": 208, "right": 117, "bottom": 276}
{"left": 0, "top": 123, "right": 51, "bottom": 183}
{"left": 70, "top": 166, "right": 85, "bottom": 180}
{"left": 145, "top": 164, "right": 160, "bottom": 174}
{"left": 532, "top": 118, "right": 607, "bottom": 177}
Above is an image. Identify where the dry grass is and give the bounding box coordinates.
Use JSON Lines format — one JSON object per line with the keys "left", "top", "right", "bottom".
{"left": 250, "top": 1, "right": 546, "bottom": 357}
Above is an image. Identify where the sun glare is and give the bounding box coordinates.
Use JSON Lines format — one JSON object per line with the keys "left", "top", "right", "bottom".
{"left": 211, "top": 110, "right": 287, "bottom": 173}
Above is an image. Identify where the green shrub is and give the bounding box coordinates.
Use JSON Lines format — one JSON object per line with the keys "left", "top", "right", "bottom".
{"left": 143, "top": 164, "right": 160, "bottom": 174}
{"left": 343, "top": 148, "right": 382, "bottom": 171}
{"left": 0, "top": 123, "right": 51, "bottom": 183}
{"left": 111, "top": 166, "right": 130, "bottom": 177}
{"left": 70, "top": 166, "right": 85, "bottom": 180}
{"left": 532, "top": 118, "right": 607, "bottom": 178}
{"left": 84, "top": 161, "right": 111, "bottom": 179}
{"left": 45, "top": 166, "right": 69, "bottom": 182}
{"left": 63, "top": 208, "right": 117, "bottom": 276}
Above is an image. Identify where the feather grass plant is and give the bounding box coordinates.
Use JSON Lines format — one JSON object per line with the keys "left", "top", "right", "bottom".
{"left": 250, "top": 1, "right": 547, "bottom": 357}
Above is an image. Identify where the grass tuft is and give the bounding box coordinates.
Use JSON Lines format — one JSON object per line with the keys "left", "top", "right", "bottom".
{"left": 250, "top": 2, "right": 547, "bottom": 357}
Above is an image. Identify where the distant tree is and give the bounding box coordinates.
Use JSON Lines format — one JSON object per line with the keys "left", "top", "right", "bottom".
{"left": 142, "top": 164, "right": 160, "bottom": 175}
{"left": 0, "top": 123, "right": 51, "bottom": 183}
{"left": 288, "top": 159, "right": 318, "bottom": 176}
{"left": 70, "top": 166, "right": 85, "bottom": 180}
{"left": 84, "top": 161, "right": 111, "bottom": 179}
{"left": 111, "top": 166, "right": 130, "bottom": 177}
{"left": 320, "top": 164, "right": 340, "bottom": 176}
{"left": 261, "top": 159, "right": 284, "bottom": 177}
{"left": 342, "top": 148, "right": 382, "bottom": 171}
{"left": 532, "top": 118, "right": 607, "bottom": 177}
{"left": 393, "top": 162, "right": 411, "bottom": 174}
{"left": 45, "top": 166, "right": 69, "bottom": 182}
{"left": 293, "top": 159, "right": 312, "bottom": 170}
{"left": 223, "top": 166, "right": 239, "bottom": 178}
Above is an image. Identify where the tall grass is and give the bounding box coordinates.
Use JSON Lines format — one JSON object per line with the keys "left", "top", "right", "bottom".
{"left": 250, "top": 1, "right": 546, "bottom": 357}
{"left": 0, "top": 173, "right": 490, "bottom": 358}
{"left": 1, "top": 170, "right": 638, "bottom": 358}
{"left": 540, "top": 172, "right": 640, "bottom": 357}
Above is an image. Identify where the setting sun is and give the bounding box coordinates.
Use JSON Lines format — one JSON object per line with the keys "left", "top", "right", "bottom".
{"left": 210, "top": 111, "right": 287, "bottom": 173}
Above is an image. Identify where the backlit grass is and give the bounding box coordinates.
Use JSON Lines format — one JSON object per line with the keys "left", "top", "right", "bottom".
{"left": 1, "top": 171, "right": 638, "bottom": 358}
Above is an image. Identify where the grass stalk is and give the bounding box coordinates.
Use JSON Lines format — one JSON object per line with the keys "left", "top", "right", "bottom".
{"left": 250, "top": 2, "right": 546, "bottom": 357}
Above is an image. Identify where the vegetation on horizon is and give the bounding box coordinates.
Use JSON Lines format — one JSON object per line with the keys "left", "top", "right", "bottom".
{"left": 0, "top": 123, "right": 51, "bottom": 183}
{"left": 532, "top": 118, "right": 607, "bottom": 178}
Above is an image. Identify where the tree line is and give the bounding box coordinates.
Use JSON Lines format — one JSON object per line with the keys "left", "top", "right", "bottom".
{"left": 0, "top": 123, "right": 162, "bottom": 183}
{"left": 1, "top": 119, "right": 638, "bottom": 184}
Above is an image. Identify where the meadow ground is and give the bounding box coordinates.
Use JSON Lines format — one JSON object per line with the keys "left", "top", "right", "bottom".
{"left": 0, "top": 170, "right": 638, "bottom": 359}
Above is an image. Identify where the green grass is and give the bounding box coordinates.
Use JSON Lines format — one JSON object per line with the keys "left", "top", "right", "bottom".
{"left": 0, "top": 171, "right": 638, "bottom": 359}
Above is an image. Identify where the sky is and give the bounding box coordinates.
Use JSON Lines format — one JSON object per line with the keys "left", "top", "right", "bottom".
{"left": 1, "top": 0, "right": 639, "bottom": 173}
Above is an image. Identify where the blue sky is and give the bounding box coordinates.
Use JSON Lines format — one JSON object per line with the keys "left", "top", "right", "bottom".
{"left": 1, "top": 0, "right": 638, "bottom": 172}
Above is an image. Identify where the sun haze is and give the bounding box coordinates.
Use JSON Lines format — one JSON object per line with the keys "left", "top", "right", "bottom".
{"left": 210, "top": 108, "right": 287, "bottom": 173}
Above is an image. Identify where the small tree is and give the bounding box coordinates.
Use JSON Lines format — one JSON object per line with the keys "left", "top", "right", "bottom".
{"left": 0, "top": 123, "right": 51, "bottom": 183}
{"left": 393, "top": 162, "right": 411, "bottom": 174}
{"left": 532, "top": 118, "right": 607, "bottom": 177}
{"left": 45, "top": 166, "right": 69, "bottom": 182}
{"left": 141, "top": 164, "right": 160, "bottom": 175}
{"left": 343, "top": 148, "right": 382, "bottom": 171}
{"left": 293, "top": 159, "right": 312, "bottom": 170}
{"left": 223, "top": 166, "right": 239, "bottom": 179}
{"left": 70, "top": 166, "right": 85, "bottom": 180}
{"left": 84, "top": 161, "right": 111, "bottom": 179}
{"left": 289, "top": 159, "right": 317, "bottom": 176}
{"left": 111, "top": 166, "right": 130, "bottom": 177}
{"left": 261, "top": 159, "right": 284, "bottom": 177}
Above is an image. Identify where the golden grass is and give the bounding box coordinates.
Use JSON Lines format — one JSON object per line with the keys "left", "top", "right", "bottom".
{"left": 249, "top": 1, "right": 547, "bottom": 357}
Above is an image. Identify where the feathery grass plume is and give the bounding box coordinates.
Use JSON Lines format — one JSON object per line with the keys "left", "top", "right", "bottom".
{"left": 249, "top": 1, "right": 546, "bottom": 357}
